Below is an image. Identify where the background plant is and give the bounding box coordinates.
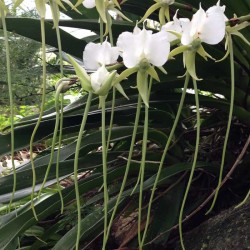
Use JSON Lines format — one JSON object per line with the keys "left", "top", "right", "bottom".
{"left": 0, "top": 0, "right": 249, "bottom": 249}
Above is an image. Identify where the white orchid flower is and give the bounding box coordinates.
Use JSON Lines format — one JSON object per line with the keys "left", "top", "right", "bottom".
{"left": 90, "top": 65, "right": 116, "bottom": 96}
{"left": 83, "top": 40, "right": 119, "bottom": 71}
{"left": 117, "top": 27, "right": 170, "bottom": 69}
{"left": 164, "top": 2, "right": 226, "bottom": 80}
{"left": 116, "top": 26, "right": 170, "bottom": 106}
{"left": 181, "top": 2, "right": 226, "bottom": 46}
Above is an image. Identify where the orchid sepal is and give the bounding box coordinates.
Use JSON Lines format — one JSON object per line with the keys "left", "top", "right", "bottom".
{"left": 164, "top": 5, "right": 170, "bottom": 22}
{"left": 147, "top": 66, "right": 160, "bottom": 82}
{"left": 114, "top": 82, "right": 129, "bottom": 100}
{"left": 157, "top": 66, "right": 168, "bottom": 75}
{"left": 167, "top": 30, "right": 182, "bottom": 40}
{"left": 50, "top": 1, "right": 60, "bottom": 28}
{"left": 168, "top": 45, "right": 190, "bottom": 59}
{"left": 74, "top": 0, "right": 84, "bottom": 8}
{"left": 67, "top": 54, "right": 92, "bottom": 92}
{"left": 12, "top": 0, "right": 25, "bottom": 9}
{"left": 113, "top": 8, "right": 133, "bottom": 22}
{"left": 216, "top": 48, "right": 230, "bottom": 62}
{"left": 114, "top": 67, "right": 138, "bottom": 86}
{"left": 62, "top": 0, "right": 82, "bottom": 14}
{"left": 197, "top": 45, "right": 215, "bottom": 61}
{"left": 137, "top": 70, "right": 149, "bottom": 107}
{"left": 112, "top": 0, "right": 121, "bottom": 9}
{"left": 232, "top": 31, "right": 250, "bottom": 46}
{"left": 184, "top": 51, "right": 202, "bottom": 81}
{"left": 159, "top": 6, "right": 166, "bottom": 25}
{"left": 218, "top": 21, "right": 250, "bottom": 62}
{"left": 138, "top": 2, "right": 161, "bottom": 24}
{"left": 96, "top": 0, "right": 107, "bottom": 23}
{"left": 53, "top": 0, "right": 66, "bottom": 11}
{"left": 0, "top": 4, "right": 8, "bottom": 17}
{"left": 35, "top": 0, "right": 47, "bottom": 18}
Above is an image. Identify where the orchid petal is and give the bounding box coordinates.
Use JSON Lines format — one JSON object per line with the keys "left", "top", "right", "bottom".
{"left": 118, "top": 27, "right": 170, "bottom": 68}
{"left": 117, "top": 31, "right": 142, "bottom": 68}
{"left": 83, "top": 41, "right": 119, "bottom": 70}
{"left": 181, "top": 21, "right": 192, "bottom": 45}
{"left": 189, "top": 5, "right": 206, "bottom": 38}
{"left": 200, "top": 5, "right": 225, "bottom": 45}
{"left": 83, "top": 43, "right": 101, "bottom": 70}
{"left": 82, "top": 0, "right": 95, "bottom": 9}
{"left": 145, "top": 31, "right": 170, "bottom": 67}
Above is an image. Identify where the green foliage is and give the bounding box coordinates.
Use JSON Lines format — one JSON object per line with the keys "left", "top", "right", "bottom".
{"left": 0, "top": 0, "right": 249, "bottom": 249}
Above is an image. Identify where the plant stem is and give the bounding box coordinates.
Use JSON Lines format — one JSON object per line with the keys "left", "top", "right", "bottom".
{"left": 235, "top": 189, "right": 250, "bottom": 209}
{"left": 101, "top": 96, "right": 109, "bottom": 250}
{"left": 106, "top": 11, "right": 115, "bottom": 153}
{"left": 74, "top": 92, "right": 93, "bottom": 250}
{"left": 37, "top": 83, "right": 65, "bottom": 198}
{"left": 131, "top": 77, "right": 153, "bottom": 196}
{"left": 226, "top": 14, "right": 250, "bottom": 27}
{"left": 55, "top": 25, "right": 64, "bottom": 77}
{"left": 179, "top": 77, "right": 200, "bottom": 250}
{"left": 206, "top": 34, "right": 235, "bottom": 214}
{"left": 51, "top": 1, "right": 65, "bottom": 214}
{"left": 56, "top": 93, "right": 64, "bottom": 214}
{"left": 30, "top": 17, "right": 47, "bottom": 220}
{"left": 106, "top": 86, "right": 116, "bottom": 153}
{"left": 105, "top": 95, "right": 142, "bottom": 246}
{"left": 1, "top": 8, "right": 16, "bottom": 212}
{"left": 138, "top": 75, "right": 150, "bottom": 250}
{"left": 141, "top": 72, "right": 190, "bottom": 246}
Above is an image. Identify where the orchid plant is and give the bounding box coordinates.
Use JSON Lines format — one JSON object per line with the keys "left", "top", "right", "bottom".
{"left": 0, "top": 0, "right": 250, "bottom": 250}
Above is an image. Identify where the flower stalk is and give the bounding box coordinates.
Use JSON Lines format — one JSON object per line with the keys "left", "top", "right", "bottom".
{"left": 30, "top": 17, "right": 47, "bottom": 220}
{"left": 100, "top": 96, "right": 109, "bottom": 250}
{"left": 141, "top": 72, "right": 190, "bottom": 247}
{"left": 105, "top": 95, "right": 142, "bottom": 246}
{"left": 206, "top": 34, "right": 235, "bottom": 214}
{"left": 74, "top": 92, "right": 93, "bottom": 250}
{"left": 179, "top": 76, "right": 201, "bottom": 250}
